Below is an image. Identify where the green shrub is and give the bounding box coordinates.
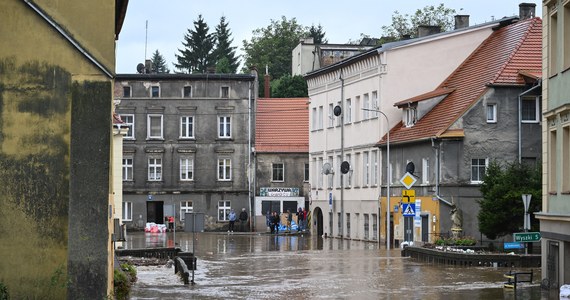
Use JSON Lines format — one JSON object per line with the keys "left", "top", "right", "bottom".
{"left": 114, "top": 263, "right": 137, "bottom": 300}
{"left": 0, "top": 280, "right": 8, "bottom": 300}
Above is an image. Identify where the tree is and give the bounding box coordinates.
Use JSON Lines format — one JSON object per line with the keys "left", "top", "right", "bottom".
{"left": 150, "top": 49, "right": 170, "bottom": 73}
{"left": 270, "top": 74, "right": 308, "bottom": 98}
{"left": 241, "top": 16, "right": 307, "bottom": 81}
{"left": 212, "top": 16, "right": 240, "bottom": 73}
{"left": 174, "top": 14, "right": 215, "bottom": 73}
{"left": 381, "top": 4, "right": 457, "bottom": 40}
{"left": 308, "top": 24, "right": 327, "bottom": 44}
{"left": 478, "top": 161, "right": 541, "bottom": 240}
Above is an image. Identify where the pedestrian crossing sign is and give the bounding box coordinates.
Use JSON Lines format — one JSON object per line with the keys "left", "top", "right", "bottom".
{"left": 402, "top": 203, "right": 415, "bottom": 216}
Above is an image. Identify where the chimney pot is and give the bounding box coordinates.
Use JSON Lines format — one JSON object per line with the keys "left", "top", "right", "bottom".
{"left": 417, "top": 25, "right": 441, "bottom": 38}
{"left": 454, "top": 15, "right": 470, "bottom": 30}
{"left": 519, "top": 3, "right": 536, "bottom": 20}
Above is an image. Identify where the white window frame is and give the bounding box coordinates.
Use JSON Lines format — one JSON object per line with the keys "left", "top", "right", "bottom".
{"left": 345, "top": 98, "right": 352, "bottom": 124}
{"left": 371, "top": 150, "right": 378, "bottom": 186}
{"left": 363, "top": 151, "right": 370, "bottom": 186}
{"left": 363, "top": 93, "right": 370, "bottom": 119}
{"left": 405, "top": 107, "right": 417, "bottom": 127}
{"left": 120, "top": 114, "right": 135, "bottom": 139}
{"left": 147, "top": 114, "right": 163, "bottom": 139}
{"left": 422, "top": 158, "right": 430, "bottom": 184}
{"left": 521, "top": 96, "right": 539, "bottom": 123}
{"left": 486, "top": 104, "right": 497, "bottom": 123}
{"left": 218, "top": 158, "right": 231, "bottom": 181}
{"left": 122, "top": 201, "right": 132, "bottom": 221}
{"left": 180, "top": 116, "right": 194, "bottom": 139}
{"left": 122, "top": 156, "right": 133, "bottom": 181}
{"left": 371, "top": 91, "right": 379, "bottom": 117}
{"left": 148, "top": 157, "right": 162, "bottom": 181}
{"left": 180, "top": 201, "right": 193, "bottom": 221}
{"left": 318, "top": 106, "right": 324, "bottom": 129}
{"left": 272, "top": 163, "right": 284, "bottom": 182}
{"left": 328, "top": 103, "right": 334, "bottom": 128}
{"left": 471, "top": 158, "right": 488, "bottom": 183}
{"left": 218, "top": 200, "right": 231, "bottom": 221}
{"left": 218, "top": 116, "right": 231, "bottom": 138}
{"left": 312, "top": 107, "right": 318, "bottom": 130}
{"left": 180, "top": 157, "right": 194, "bottom": 181}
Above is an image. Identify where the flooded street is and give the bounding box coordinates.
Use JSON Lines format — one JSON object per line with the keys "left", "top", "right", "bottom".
{"left": 126, "top": 232, "right": 556, "bottom": 299}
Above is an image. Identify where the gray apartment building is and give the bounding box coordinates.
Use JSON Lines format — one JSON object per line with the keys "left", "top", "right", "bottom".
{"left": 114, "top": 73, "right": 257, "bottom": 231}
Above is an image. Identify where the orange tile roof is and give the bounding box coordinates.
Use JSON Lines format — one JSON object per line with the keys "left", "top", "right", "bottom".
{"left": 382, "top": 18, "right": 542, "bottom": 145}
{"left": 255, "top": 98, "right": 309, "bottom": 153}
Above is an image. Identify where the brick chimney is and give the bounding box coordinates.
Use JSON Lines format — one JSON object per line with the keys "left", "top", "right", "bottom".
{"left": 264, "top": 65, "right": 270, "bottom": 98}
{"left": 454, "top": 15, "right": 470, "bottom": 29}
{"left": 519, "top": 3, "right": 536, "bottom": 20}
{"left": 417, "top": 25, "right": 441, "bottom": 38}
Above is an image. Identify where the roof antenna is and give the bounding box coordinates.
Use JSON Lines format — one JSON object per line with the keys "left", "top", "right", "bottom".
{"left": 144, "top": 20, "right": 148, "bottom": 66}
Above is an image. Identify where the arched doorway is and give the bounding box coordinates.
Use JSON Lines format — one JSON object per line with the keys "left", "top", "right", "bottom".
{"left": 312, "top": 207, "right": 324, "bottom": 236}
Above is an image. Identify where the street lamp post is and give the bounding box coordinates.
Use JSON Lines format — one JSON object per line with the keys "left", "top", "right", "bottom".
{"left": 363, "top": 109, "right": 390, "bottom": 250}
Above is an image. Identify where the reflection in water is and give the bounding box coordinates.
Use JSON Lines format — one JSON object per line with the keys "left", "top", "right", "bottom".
{"left": 126, "top": 232, "right": 557, "bottom": 300}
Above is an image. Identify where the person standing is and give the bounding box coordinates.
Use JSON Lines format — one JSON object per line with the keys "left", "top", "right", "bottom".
{"left": 168, "top": 215, "right": 175, "bottom": 231}
{"left": 228, "top": 209, "right": 237, "bottom": 232}
{"left": 286, "top": 209, "right": 292, "bottom": 232}
{"left": 239, "top": 208, "right": 249, "bottom": 232}
{"left": 271, "top": 211, "right": 280, "bottom": 234}
{"left": 297, "top": 207, "right": 304, "bottom": 231}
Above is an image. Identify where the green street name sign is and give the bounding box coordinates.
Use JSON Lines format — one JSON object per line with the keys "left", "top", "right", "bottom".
{"left": 514, "top": 232, "right": 541, "bottom": 242}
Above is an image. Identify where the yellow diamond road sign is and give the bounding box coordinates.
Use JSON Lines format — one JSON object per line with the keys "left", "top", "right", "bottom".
{"left": 400, "top": 172, "right": 417, "bottom": 189}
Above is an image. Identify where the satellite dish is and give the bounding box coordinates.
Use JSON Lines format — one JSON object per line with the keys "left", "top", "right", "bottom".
{"left": 136, "top": 63, "right": 145, "bottom": 74}
{"left": 333, "top": 105, "right": 342, "bottom": 116}
{"left": 406, "top": 161, "right": 415, "bottom": 175}
{"left": 340, "top": 161, "right": 350, "bottom": 174}
{"left": 322, "top": 162, "right": 334, "bottom": 175}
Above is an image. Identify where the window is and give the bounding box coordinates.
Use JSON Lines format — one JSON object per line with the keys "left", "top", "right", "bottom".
{"left": 218, "top": 158, "right": 231, "bottom": 181}
{"left": 122, "top": 201, "right": 132, "bottom": 221}
{"left": 345, "top": 98, "right": 352, "bottom": 124}
{"left": 422, "top": 158, "right": 429, "bottom": 184}
{"left": 521, "top": 97, "right": 539, "bottom": 122}
{"left": 148, "top": 157, "right": 162, "bottom": 181}
{"left": 120, "top": 114, "right": 135, "bottom": 139}
{"left": 371, "top": 150, "right": 378, "bottom": 186}
{"left": 471, "top": 158, "right": 487, "bottom": 183}
{"left": 486, "top": 104, "right": 497, "bottom": 123}
{"left": 317, "top": 157, "right": 323, "bottom": 188}
{"left": 151, "top": 86, "right": 160, "bottom": 97}
{"left": 180, "top": 201, "right": 193, "bottom": 221}
{"left": 180, "top": 158, "right": 194, "bottom": 181}
{"left": 218, "top": 200, "right": 231, "bottom": 221}
{"left": 312, "top": 107, "right": 318, "bottom": 130}
{"left": 221, "top": 86, "right": 229, "bottom": 98}
{"left": 549, "top": 7, "right": 558, "bottom": 75}
{"left": 327, "top": 156, "right": 334, "bottom": 188}
{"left": 345, "top": 154, "right": 352, "bottom": 187}
{"left": 364, "top": 214, "right": 369, "bottom": 240}
{"left": 272, "top": 163, "right": 284, "bottom": 182}
{"left": 122, "top": 157, "right": 133, "bottom": 181}
{"left": 218, "top": 116, "right": 231, "bottom": 138}
{"left": 565, "top": 3, "right": 570, "bottom": 69}
{"left": 363, "top": 152, "right": 370, "bottom": 186}
{"left": 337, "top": 212, "right": 342, "bottom": 236}
{"left": 346, "top": 213, "right": 351, "bottom": 238}
{"left": 122, "top": 86, "right": 131, "bottom": 98}
{"left": 355, "top": 96, "right": 361, "bottom": 122}
{"left": 318, "top": 106, "right": 323, "bottom": 129}
{"left": 405, "top": 107, "right": 417, "bottom": 127}
{"left": 180, "top": 116, "right": 194, "bottom": 138}
{"left": 147, "top": 114, "right": 163, "bottom": 139}
{"left": 363, "top": 94, "right": 370, "bottom": 119}
{"left": 328, "top": 104, "right": 334, "bottom": 128}
{"left": 372, "top": 213, "right": 377, "bottom": 240}
{"left": 304, "top": 163, "right": 309, "bottom": 182}
{"left": 372, "top": 91, "right": 378, "bottom": 117}
{"left": 183, "top": 86, "right": 192, "bottom": 98}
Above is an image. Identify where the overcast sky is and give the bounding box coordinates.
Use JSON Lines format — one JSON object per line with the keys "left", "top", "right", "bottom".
{"left": 115, "top": 0, "right": 543, "bottom": 74}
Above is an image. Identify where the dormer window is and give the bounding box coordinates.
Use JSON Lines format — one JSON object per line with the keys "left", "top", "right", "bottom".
{"left": 404, "top": 107, "right": 417, "bottom": 127}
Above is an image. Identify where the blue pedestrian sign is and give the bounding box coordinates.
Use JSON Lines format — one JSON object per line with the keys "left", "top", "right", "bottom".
{"left": 402, "top": 203, "right": 415, "bottom": 216}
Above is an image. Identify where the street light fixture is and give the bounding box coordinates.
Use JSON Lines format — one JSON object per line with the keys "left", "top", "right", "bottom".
{"left": 363, "top": 108, "right": 390, "bottom": 250}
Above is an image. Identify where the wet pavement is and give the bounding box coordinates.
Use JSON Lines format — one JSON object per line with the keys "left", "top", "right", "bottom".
{"left": 125, "top": 231, "right": 558, "bottom": 300}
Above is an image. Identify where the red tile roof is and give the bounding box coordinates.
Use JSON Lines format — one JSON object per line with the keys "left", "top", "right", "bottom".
{"left": 255, "top": 98, "right": 309, "bottom": 153}
{"left": 382, "top": 18, "right": 542, "bottom": 145}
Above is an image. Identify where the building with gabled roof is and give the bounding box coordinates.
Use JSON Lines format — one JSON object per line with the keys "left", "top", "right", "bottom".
{"left": 304, "top": 7, "right": 528, "bottom": 243}
{"left": 254, "top": 97, "right": 309, "bottom": 231}
{"left": 378, "top": 15, "right": 542, "bottom": 243}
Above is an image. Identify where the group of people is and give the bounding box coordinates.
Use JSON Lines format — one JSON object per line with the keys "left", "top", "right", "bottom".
{"left": 266, "top": 208, "right": 308, "bottom": 234}
{"left": 228, "top": 208, "right": 249, "bottom": 232}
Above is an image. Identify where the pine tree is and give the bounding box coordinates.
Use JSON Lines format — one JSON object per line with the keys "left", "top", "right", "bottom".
{"left": 308, "top": 24, "right": 327, "bottom": 44}
{"left": 174, "top": 14, "right": 215, "bottom": 73}
{"left": 212, "top": 16, "right": 240, "bottom": 73}
{"left": 150, "top": 49, "right": 170, "bottom": 73}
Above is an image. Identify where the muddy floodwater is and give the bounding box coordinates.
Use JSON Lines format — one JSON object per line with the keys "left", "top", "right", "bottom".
{"left": 124, "top": 231, "right": 557, "bottom": 300}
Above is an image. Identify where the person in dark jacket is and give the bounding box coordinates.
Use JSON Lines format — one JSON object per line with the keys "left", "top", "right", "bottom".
{"left": 297, "top": 207, "right": 304, "bottom": 231}
{"left": 239, "top": 208, "right": 249, "bottom": 232}
{"left": 271, "top": 211, "right": 280, "bottom": 234}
